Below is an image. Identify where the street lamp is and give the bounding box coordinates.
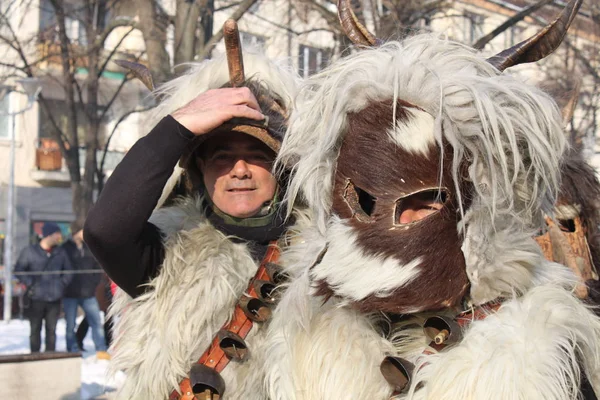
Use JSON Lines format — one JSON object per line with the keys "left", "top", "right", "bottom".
{"left": 2, "top": 77, "right": 42, "bottom": 322}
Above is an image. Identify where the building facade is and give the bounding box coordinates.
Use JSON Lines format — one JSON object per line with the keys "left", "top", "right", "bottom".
{"left": 0, "top": 0, "right": 597, "bottom": 276}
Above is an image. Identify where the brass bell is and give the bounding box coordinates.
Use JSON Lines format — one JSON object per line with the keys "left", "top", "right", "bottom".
{"left": 265, "top": 262, "right": 288, "bottom": 284}
{"left": 188, "top": 364, "right": 225, "bottom": 399}
{"left": 253, "top": 280, "right": 280, "bottom": 304}
{"left": 238, "top": 295, "right": 272, "bottom": 322}
{"left": 380, "top": 356, "right": 414, "bottom": 393}
{"left": 423, "top": 316, "right": 462, "bottom": 345}
{"left": 217, "top": 330, "right": 248, "bottom": 362}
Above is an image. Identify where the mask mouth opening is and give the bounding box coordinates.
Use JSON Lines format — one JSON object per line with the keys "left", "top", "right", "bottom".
{"left": 394, "top": 188, "right": 448, "bottom": 226}
{"left": 343, "top": 179, "right": 377, "bottom": 222}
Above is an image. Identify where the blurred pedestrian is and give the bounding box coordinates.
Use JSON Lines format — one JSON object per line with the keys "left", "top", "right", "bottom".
{"left": 14, "top": 222, "right": 72, "bottom": 352}
{"left": 62, "top": 221, "right": 109, "bottom": 359}
{"left": 75, "top": 272, "right": 114, "bottom": 350}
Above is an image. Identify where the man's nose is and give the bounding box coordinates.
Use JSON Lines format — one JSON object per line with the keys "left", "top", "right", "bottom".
{"left": 230, "top": 158, "right": 251, "bottom": 179}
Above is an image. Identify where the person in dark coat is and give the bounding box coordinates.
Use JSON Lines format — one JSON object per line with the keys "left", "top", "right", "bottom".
{"left": 62, "top": 221, "right": 108, "bottom": 358}
{"left": 14, "top": 222, "right": 72, "bottom": 352}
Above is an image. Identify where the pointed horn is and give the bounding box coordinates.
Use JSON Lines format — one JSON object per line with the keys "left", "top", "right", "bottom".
{"left": 337, "top": 0, "right": 381, "bottom": 47}
{"left": 223, "top": 19, "right": 245, "bottom": 87}
{"left": 487, "top": 0, "right": 582, "bottom": 71}
{"left": 562, "top": 80, "right": 581, "bottom": 127}
{"left": 114, "top": 60, "right": 155, "bottom": 92}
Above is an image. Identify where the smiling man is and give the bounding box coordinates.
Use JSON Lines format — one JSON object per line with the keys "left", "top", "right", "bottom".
{"left": 197, "top": 131, "right": 277, "bottom": 219}
{"left": 82, "top": 43, "right": 301, "bottom": 398}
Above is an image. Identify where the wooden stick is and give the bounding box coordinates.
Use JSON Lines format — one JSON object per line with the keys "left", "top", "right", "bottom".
{"left": 223, "top": 19, "right": 245, "bottom": 87}
{"left": 434, "top": 329, "right": 449, "bottom": 345}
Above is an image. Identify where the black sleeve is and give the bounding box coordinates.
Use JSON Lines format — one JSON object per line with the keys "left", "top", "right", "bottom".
{"left": 84, "top": 115, "right": 195, "bottom": 298}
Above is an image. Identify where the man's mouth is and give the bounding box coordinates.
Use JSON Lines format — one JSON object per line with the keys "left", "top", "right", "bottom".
{"left": 227, "top": 188, "right": 255, "bottom": 192}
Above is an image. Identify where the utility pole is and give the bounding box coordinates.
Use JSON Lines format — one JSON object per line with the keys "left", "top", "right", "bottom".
{"left": 3, "top": 79, "right": 42, "bottom": 322}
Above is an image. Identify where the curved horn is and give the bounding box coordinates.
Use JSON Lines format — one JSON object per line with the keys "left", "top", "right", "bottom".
{"left": 337, "top": 0, "right": 381, "bottom": 47}
{"left": 114, "top": 60, "right": 154, "bottom": 92}
{"left": 223, "top": 19, "right": 245, "bottom": 87}
{"left": 487, "top": 0, "right": 583, "bottom": 71}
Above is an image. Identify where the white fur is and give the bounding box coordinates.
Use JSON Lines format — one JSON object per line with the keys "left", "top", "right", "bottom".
{"left": 409, "top": 284, "right": 600, "bottom": 400}
{"left": 555, "top": 204, "right": 581, "bottom": 220}
{"left": 109, "top": 197, "right": 265, "bottom": 399}
{"left": 264, "top": 33, "right": 598, "bottom": 400}
{"left": 277, "top": 34, "right": 566, "bottom": 309}
{"left": 262, "top": 222, "right": 600, "bottom": 399}
{"left": 310, "top": 216, "right": 422, "bottom": 302}
{"left": 461, "top": 203, "right": 577, "bottom": 305}
{"left": 260, "top": 224, "right": 395, "bottom": 400}
{"left": 387, "top": 107, "right": 436, "bottom": 156}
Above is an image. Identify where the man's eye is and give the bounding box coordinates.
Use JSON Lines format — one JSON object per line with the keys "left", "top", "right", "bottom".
{"left": 250, "top": 154, "right": 272, "bottom": 163}
{"left": 212, "top": 154, "right": 232, "bottom": 162}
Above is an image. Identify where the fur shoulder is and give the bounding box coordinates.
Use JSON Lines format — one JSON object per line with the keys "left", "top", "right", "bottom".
{"left": 149, "top": 195, "right": 206, "bottom": 238}
{"left": 410, "top": 282, "right": 600, "bottom": 399}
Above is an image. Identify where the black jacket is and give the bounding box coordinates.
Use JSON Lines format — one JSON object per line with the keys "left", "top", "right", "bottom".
{"left": 14, "top": 244, "right": 73, "bottom": 302}
{"left": 62, "top": 240, "right": 102, "bottom": 299}
{"left": 84, "top": 116, "right": 192, "bottom": 298}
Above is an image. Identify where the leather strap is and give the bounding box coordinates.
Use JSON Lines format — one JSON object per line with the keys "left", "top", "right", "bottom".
{"left": 171, "top": 241, "right": 280, "bottom": 400}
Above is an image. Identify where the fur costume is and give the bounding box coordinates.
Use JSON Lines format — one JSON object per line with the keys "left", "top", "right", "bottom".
{"left": 262, "top": 5, "right": 600, "bottom": 399}
{"left": 107, "top": 51, "right": 301, "bottom": 400}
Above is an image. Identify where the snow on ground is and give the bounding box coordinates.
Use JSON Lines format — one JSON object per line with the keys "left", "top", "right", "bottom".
{"left": 0, "top": 316, "right": 124, "bottom": 399}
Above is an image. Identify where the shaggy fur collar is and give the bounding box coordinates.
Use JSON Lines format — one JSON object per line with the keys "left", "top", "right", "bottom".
{"left": 261, "top": 223, "right": 600, "bottom": 400}
{"left": 108, "top": 197, "right": 306, "bottom": 399}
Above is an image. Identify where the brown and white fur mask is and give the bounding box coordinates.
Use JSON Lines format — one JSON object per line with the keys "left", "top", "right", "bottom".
{"left": 278, "top": 36, "right": 568, "bottom": 314}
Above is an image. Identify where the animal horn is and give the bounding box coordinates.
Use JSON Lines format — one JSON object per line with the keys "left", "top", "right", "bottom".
{"left": 223, "top": 19, "right": 245, "bottom": 87}
{"left": 487, "top": 0, "right": 583, "bottom": 71}
{"left": 337, "top": 0, "right": 381, "bottom": 47}
{"left": 114, "top": 60, "right": 155, "bottom": 92}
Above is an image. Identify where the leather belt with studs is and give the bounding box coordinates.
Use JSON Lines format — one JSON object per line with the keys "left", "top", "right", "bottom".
{"left": 170, "top": 241, "right": 286, "bottom": 400}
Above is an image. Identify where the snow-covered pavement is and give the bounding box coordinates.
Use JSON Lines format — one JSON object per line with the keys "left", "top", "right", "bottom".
{"left": 0, "top": 317, "right": 124, "bottom": 399}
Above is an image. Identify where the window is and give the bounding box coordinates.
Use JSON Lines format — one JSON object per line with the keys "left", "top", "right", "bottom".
{"left": 464, "top": 12, "right": 484, "bottom": 43}
{"left": 240, "top": 32, "right": 266, "bottom": 50}
{"left": 298, "top": 45, "right": 330, "bottom": 78}
{"left": 38, "top": 0, "right": 108, "bottom": 45}
{"left": 38, "top": 99, "right": 108, "bottom": 146}
{"left": 0, "top": 92, "right": 10, "bottom": 139}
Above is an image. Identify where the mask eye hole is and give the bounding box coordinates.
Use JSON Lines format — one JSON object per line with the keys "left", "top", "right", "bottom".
{"left": 343, "top": 180, "right": 376, "bottom": 222}
{"left": 557, "top": 219, "right": 576, "bottom": 233}
{"left": 395, "top": 189, "right": 447, "bottom": 225}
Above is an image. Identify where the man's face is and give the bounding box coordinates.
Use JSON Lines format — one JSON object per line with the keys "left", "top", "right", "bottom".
{"left": 49, "top": 231, "right": 63, "bottom": 246}
{"left": 197, "top": 131, "right": 277, "bottom": 218}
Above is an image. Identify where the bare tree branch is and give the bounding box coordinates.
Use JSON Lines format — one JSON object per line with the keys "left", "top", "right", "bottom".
{"left": 473, "top": 0, "right": 554, "bottom": 50}
{"left": 197, "top": 0, "right": 259, "bottom": 60}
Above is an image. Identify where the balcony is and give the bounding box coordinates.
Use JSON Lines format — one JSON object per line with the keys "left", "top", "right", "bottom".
{"left": 30, "top": 139, "right": 125, "bottom": 186}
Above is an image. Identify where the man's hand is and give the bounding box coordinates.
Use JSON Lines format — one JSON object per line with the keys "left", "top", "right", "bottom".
{"left": 171, "top": 87, "right": 264, "bottom": 136}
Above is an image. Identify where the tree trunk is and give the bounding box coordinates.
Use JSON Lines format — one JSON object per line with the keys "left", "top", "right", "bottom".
{"left": 197, "top": 0, "right": 259, "bottom": 60}
{"left": 196, "top": 0, "right": 214, "bottom": 59}
{"left": 49, "top": 0, "right": 80, "bottom": 178}
{"left": 174, "top": 0, "right": 202, "bottom": 67}
{"left": 79, "top": 0, "right": 101, "bottom": 224}
{"left": 134, "top": 0, "right": 172, "bottom": 84}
